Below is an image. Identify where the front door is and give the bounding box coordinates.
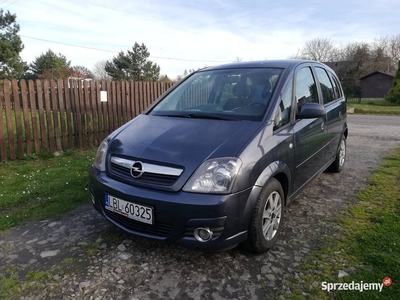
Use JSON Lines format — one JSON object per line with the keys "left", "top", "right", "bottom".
{"left": 292, "top": 66, "right": 328, "bottom": 192}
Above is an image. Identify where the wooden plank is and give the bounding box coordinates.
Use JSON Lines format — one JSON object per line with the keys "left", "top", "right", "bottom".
{"left": 125, "top": 81, "right": 131, "bottom": 121}
{"left": 36, "top": 80, "right": 48, "bottom": 152}
{"left": 43, "top": 80, "right": 55, "bottom": 153}
{"left": 137, "top": 82, "right": 143, "bottom": 114}
{"left": 105, "top": 81, "right": 112, "bottom": 134}
{"left": 49, "top": 80, "right": 62, "bottom": 151}
{"left": 57, "top": 79, "right": 68, "bottom": 150}
{"left": 148, "top": 82, "right": 153, "bottom": 107}
{"left": 134, "top": 82, "right": 140, "bottom": 117}
{"left": 73, "top": 80, "right": 83, "bottom": 148}
{"left": 121, "top": 81, "right": 127, "bottom": 124}
{"left": 130, "top": 81, "right": 136, "bottom": 118}
{"left": 63, "top": 79, "right": 74, "bottom": 148}
{"left": 0, "top": 82, "right": 7, "bottom": 161}
{"left": 12, "top": 79, "right": 25, "bottom": 158}
{"left": 96, "top": 81, "right": 104, "bottom": 141}
{"left": 115, "top": 81, "right": 121, "bottom": 127}
{"left": 111, "top": 81, "right": 117, "bottom": 131}
{"left": 78, "top": 80, "right": 86, "bottom": 148}
{"left": 90, "top": 81, "right": 98, "bottom": 146}
{"left": 3, "top": 81, "right": 16, "bottom": 160}
{"left": 157, "top": 81, "right": 161, "bottom": 100}
{"left": 20, "top": 80, "right": 33, "bottom": 156}
{"left": 100, "top": 81, "right": 108, "bottom": 137}
{"left": 83, "top": 81, "right": 93, "bottom": 146}
{"left": 141, "top": 82, "right": 150, "bottom": 112}
{"left": 28, "top": 80, "right": 40, "bottom": 154}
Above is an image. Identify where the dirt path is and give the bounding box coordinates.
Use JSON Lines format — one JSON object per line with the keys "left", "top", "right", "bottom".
{"left": 1, "top": 115, "right": 400, "bottom": 300}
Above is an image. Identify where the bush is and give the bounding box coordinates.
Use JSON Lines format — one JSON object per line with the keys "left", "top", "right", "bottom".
{"left": 386, "top": 79, "right": 400, "bottom": 104}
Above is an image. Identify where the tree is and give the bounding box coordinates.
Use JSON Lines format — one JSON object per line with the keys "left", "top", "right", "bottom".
{"left": 159, "top": 74, "right": 172, "bottom": 82}
{"left": 71, "top": 65, "right": 94, "bottom": 79}
{"left": 29, "top": 49, "right": 72, "bottom": 80}
{"left": 299, "top": 37, "right": 338, "bottom": 62}
{"left": 0, "top": 9, "right": 25, "bottom": 79}
{"left": 386, "top": 80, "right": 400, "bottom": 104}
{"left": 105, "top": 42, "right": 160, "bottom": 81}
{"left": 393, "top": 60, "right": 400, "bottom": 87}
{"left": 92, "top": 60, "right": 112, "bottom": 81}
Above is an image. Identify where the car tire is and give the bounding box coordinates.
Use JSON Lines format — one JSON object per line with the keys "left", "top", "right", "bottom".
{"left": 327, "top": 135, "right": 346, "bottom": 173}
{"left": 247, "top": 178, "right": 284, "bottom": 253}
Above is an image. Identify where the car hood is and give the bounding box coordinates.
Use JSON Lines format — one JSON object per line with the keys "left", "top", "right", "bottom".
{"left": 107, "top": 115, "right": 262, "bottom": 191}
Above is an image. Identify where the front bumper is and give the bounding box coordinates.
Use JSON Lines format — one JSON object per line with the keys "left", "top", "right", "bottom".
{"left": 89, "top": 166, "right": 262, "bottom": 251}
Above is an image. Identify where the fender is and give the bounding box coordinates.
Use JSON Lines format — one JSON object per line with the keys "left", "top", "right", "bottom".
{"left": 239, "top": 161, "right": 292, "bottom": 231}
{"left": 254, "top": 160, "right": 291, "bottom": 189}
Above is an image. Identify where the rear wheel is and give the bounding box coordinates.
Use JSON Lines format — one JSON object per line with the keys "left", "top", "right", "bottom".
{"left": 328, "top": 135, "right": 346, "bottom": 173}
{"left": 247, "top": 178, "right": 284, "bottom": 253}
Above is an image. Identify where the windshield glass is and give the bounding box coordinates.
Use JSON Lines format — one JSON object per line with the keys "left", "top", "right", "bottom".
{"left": 150, "top": 67, "right": 283, "bottom": 121}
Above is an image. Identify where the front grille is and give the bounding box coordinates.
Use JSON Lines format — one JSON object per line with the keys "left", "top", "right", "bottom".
{"left": 109, "top": 156, "right": 183, "bottom": 186}
{"left": 110, "top": 162, "right": 178, "bottom": 185}
{"left": 104, "top": 209, "right": 173, "bottom": 238}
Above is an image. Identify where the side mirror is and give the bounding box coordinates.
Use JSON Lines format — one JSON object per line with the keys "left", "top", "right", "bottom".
{"left": 296, "top": 102, "right": 326, "bottom": 119}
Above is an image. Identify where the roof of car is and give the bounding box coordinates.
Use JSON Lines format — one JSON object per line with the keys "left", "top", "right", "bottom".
{"left": 202, "top": 59, "right": 317, "bottom": 71}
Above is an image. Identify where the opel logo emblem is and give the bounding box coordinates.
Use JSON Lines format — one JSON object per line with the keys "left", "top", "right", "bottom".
{"left": 130, "top": 161, "right": 145, "bottom": 178}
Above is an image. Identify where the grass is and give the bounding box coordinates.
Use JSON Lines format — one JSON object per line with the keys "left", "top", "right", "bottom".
{"left": 0, "top": 148, "right": 96, "bottom": 231}
{"left": 286, "top": 148, "right": 400, "bottom": 299}
{"left": 347, "top": 99, "right": 400, "bottom": 115}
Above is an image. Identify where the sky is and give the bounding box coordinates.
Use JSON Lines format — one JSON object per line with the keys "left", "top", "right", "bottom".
{"left": 2, "top": 0, "right": 400, "bottom": 79}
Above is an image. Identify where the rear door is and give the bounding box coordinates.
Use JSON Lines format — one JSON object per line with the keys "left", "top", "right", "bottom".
{"left": 313, "top": 66, "right": 346, "bottom": 161}
{"left": 292, "top": 65, "right": 328, "bottom": 192}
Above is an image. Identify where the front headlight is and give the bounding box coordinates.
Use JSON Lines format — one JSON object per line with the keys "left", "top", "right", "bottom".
{"left": 93, "top": 139, "right": 108, "bottom": 171}
{"left": 183, "top": 158, "right": 242, "bottom": 194}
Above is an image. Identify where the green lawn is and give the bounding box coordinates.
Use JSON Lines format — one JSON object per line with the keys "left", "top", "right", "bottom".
{"left": 0, "top": 149, "right": 96, "bottom": 231}
{"left": 346, "top": 99, "right": 400, "bottom": 115}
{"left": 286, "top": 148, "right": 400, "bottom": 299}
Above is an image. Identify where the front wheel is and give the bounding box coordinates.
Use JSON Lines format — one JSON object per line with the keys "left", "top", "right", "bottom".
{"left": 328, "top": 135, "right": 346, "bottom": 173}
{"left": 247, "top": 178, "right": 284, "bottom": 253}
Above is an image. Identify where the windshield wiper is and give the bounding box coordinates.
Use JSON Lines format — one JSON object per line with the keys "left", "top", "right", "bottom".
{"left": 158, "top": 113, "right": 240, "bottom": 121}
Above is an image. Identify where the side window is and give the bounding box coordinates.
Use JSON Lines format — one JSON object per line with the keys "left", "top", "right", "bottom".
{"left": 274, "top": 78, "right": 293, "bottom": 131}
{"left": 329, "top": 72, "right": 343, "bottom": 98}
{"left": 295, "top": 67, "right": 319, "bottom": 111}
{"left": 315, "top": 67, "right": 334, "bottom": 104}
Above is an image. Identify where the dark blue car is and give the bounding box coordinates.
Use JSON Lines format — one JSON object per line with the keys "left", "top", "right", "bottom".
{"left": 90, "top": 60, "right": 348, "bottom": 252}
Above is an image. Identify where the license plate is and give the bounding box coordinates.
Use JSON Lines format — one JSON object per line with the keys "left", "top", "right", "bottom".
{"left": 105, "top": 195, "right": 153, "bottom": 225}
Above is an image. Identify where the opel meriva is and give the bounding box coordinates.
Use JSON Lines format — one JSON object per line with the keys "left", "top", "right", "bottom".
{"left": 89, "top": 60, "right": 348, "bottom": 253}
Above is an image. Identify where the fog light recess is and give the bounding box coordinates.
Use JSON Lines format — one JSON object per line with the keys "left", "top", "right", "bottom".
{"left": 194, "top": 227, "right": 213, "bottom": 242}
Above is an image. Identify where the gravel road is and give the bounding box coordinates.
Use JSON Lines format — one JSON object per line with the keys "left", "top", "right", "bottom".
{"left": 1, "top": 114, "right": 399, "bottom": 300}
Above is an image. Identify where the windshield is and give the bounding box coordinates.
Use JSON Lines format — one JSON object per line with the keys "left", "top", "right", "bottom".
{"left": 150, "top": 67, "right": 283, "bottom": 121}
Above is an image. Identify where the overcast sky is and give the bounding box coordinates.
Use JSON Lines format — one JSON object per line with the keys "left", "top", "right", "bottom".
{"left": 3, "top": 0, "right": 400, "bottom": 78}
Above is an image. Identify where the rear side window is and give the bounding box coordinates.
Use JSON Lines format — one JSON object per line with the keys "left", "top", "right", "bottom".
{"left": 329, "top": 72, "right": 343, "bottom": 99}
{"left": 315, "top": 67, "right": 334, "bottom": 104}
{"left": 295, "top": 67, "right": 319, "bottom": 109}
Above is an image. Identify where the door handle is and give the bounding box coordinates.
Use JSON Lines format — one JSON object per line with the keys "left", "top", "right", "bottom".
{"left": 339, "top": 111, "right": 342, "bottom": 119}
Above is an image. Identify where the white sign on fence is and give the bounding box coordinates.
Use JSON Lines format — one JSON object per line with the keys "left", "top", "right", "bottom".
{"left": 100, "top": 91, "right": 107, "bottom": 102}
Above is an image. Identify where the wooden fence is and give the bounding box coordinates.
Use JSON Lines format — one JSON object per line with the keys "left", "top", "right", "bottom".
{"left": 0, "top": 79, "right": 174, "bottom": 161}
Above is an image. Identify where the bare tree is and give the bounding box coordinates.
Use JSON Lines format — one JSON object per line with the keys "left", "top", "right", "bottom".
{"left": 92, "top": 60, "right": 112, "bottom": 81}
{"left": 299, "top": 37, "right": 339, "bottom": 62}
{"left": 71, "top": 65, "right": 94, "bottom": 79}
{"left": 389, "top": 34, "right": 400, "bottom": 67}
{"left": 233, "top": 56, "right": 243, "bottom": 62}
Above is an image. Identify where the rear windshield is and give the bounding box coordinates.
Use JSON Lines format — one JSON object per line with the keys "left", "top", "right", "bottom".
{"left": 150, "top": 68, "right": 283, "bottom": 121}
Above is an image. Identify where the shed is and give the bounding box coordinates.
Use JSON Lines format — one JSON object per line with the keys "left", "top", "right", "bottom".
{"left": 360, "top": 71, "right": 394, "bottom": 98}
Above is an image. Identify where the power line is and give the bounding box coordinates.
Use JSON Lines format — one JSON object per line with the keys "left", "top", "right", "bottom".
{"left": 3, "top": 0, "right": 19, "bottom": 9}
{"left": 20, "top": 35, "right": 231, "bottom": 63}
